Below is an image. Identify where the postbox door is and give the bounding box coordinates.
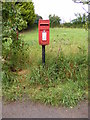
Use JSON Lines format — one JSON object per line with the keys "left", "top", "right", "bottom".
{"left": 39, "top": 30, "right": 49, "bottom": 45}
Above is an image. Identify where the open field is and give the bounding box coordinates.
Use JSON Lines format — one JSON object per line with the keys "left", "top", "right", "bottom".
{"left": 3, "top": 28, "right": 88, "bottom": 107}
{"left": 21, "top": 28, "right": 88, "bottom": 66}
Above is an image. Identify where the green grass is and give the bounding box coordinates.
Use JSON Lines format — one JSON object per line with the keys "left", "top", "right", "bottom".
{"left": 21, "top": 28, "right": 88, "bottom": 65}
{"left": 3, "top": 28, "right": 88, "bottom": 107}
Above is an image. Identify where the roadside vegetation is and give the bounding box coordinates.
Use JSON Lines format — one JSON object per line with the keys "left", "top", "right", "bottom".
{"left": 3, "top": 27, "right": 88, "bottom": 107}
{"left": 2, "top": 1, "right": 88, "bottom": 107}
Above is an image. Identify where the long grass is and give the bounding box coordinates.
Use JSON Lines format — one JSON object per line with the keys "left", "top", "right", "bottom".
{"left": 3, "top": 28, "right": 88, "bottom": 107}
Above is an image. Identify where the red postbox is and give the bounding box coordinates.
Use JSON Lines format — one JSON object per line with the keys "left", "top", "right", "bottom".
{"left": 38, "top": 19, "right": 50, "bottom": 45}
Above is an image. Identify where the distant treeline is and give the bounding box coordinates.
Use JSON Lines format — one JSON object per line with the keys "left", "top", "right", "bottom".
{"left": 34, "top": 13, "right": 89, "bottom": 30}
{"left": 61, "top": 13, "right": 89, "bottom": 29}
{"left": 8, "top": 2, "right": 89, "bottom": 30}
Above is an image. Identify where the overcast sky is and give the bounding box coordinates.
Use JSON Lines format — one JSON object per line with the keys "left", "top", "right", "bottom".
{"left": 32, "top": 0, "right": 88, "bottom": 22}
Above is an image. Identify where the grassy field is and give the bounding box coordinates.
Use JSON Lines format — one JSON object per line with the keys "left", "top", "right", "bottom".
{"left": 21, "top": 28, "right": 88, "bottom": 66}
{"left": 3, "top": 28, "right": 88, "bottom": 107}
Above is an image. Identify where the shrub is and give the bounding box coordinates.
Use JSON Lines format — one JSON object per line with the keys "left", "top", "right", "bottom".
{"left": 2, "top": 2, "right": 29, "bottom": 90}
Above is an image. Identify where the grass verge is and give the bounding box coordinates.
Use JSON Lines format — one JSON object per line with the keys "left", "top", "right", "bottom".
{"left": 2, "top": 28, "right": 88, "bottom": 107}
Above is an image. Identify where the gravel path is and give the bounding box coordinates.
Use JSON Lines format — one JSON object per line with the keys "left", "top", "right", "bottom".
{"left": 2, "top": 100, "right": 88, "bottom": 118}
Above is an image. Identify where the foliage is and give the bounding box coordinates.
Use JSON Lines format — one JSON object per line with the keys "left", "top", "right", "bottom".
{"left": 2, "top": 2, "right": 29, "bottom": 87}
{"left": 28, "top": 49, "right": 88, "bottom": 107}
{"left": 27, "top": 80, "right": 87, "bottom": 107}
{"left": 72, "top": 0, "right": 90, "bottom": 4}
{"left": 72, "top": 0, "right": 89, "bottom": 30}
{"left": 30, "top": 50, "right": 87, "bottom": 86}
{"left": 49, "top": 14, "right": 61, "bottom": 28}
{"left": 2, "top": 2, "right": 27, "bottom": 32}
{"left": 35, "top": 14, "right": 43, "bottom": 25}
{"left": 48, "top": 13, "right": 87, "bottom": 29}
{"left": 3, "top": 39, "right": 29, "bottom": 71}
{"left": 63, "top": 13, "right": 87, "bottom": 28}
{"left": 3, "top": 28, "right": 88, "bottom": 107}
{"left": 62, "top": 22, "right": 73, "bottom": 28}
{"left": 71, "top": 13, "right": 86, "bottom": 27}
{"left": 3, "top": 76, "right": 24, "bottom": 101}
{"left": 17, "top": 2, "right": 36, "bottom": 27}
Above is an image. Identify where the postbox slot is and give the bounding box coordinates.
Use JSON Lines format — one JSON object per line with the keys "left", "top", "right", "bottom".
{"left": 40, "top": 24, "right": 49, "bottom": 26}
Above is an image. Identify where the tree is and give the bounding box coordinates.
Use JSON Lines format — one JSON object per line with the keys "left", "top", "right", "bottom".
{"left": 72, "top": 0, "right": 90, "bottom": 4}
{"left": 72, "top": 0, "right": 90, "bottom": 29}
{"left": 49, "top": 14, "right": 61, "bottom": 27}
{"left": 17, "top": 2, "right": 36, "bottom": 27}
{"left": 71, "top": 13, "right": 87, "bottom": 27}
{"left": 72, "top": 0, "right": 89, "bottom": 14}
{"left": 35, "top": 14, "right": 43, "bottom": 25}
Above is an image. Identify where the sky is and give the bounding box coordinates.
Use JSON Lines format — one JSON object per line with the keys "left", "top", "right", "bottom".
{"left": 32, "top": 0, "right": 88, "bottom": 22}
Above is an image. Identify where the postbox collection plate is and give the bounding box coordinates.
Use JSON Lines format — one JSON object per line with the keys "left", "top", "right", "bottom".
{"left": 42, "top": 30, "right": 47, "bottom": 41}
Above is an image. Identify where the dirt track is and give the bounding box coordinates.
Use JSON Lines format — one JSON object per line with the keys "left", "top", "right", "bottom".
{"left": 2, "top": 100, "right": 88, "bottom": 118}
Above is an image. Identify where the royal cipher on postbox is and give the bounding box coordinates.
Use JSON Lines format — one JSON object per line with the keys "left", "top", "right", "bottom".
{"left": 38, "top": 19, "right": 50, "bottom": 45}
